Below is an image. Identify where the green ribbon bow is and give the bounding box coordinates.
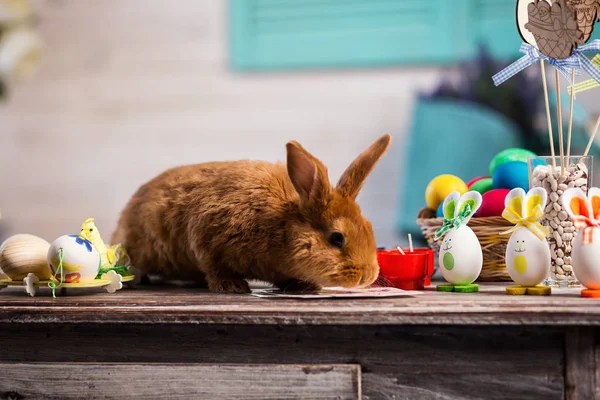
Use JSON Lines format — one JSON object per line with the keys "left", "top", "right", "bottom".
{"left": 434, "top": 203, "right": 472, "bottom": 241}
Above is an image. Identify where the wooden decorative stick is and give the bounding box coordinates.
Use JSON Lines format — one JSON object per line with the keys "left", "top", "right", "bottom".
{"left": 555, "top": 69, "right": 565, "bottom": 174}
{"left": 541, "top": 61, "right": 556, "bottom": 168}
{"left": 566, "top": 69, "right": 575, "bottom": 167}
{"left": 408, "top": 234, "right": 413, "bottom": 252}
{"left": 396, "top": 246, "right": 406, "bottom": 256}
{"left": 584, "top": 115, "right": 600, "bottom": 156}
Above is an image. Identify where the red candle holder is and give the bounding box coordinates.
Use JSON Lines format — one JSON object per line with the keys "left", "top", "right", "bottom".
{"left": 376, "top": 248, "right": 435, "bottom": 290}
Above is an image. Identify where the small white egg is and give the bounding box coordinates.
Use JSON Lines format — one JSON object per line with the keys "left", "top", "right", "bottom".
{"left": 47, "top": 235, "right": 100, "bottom": 283}
{"left": 438, "top": 226, "right": 483, "bottom": 285}
{"left": 505, "top": 228, "right": 550, "bottom": 287}
{"left": 571, "top": 227, "right": 600, "bottom": 290}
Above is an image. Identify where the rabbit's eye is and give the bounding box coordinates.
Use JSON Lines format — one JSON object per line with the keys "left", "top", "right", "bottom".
{"left": 329, "top": 232, "right": 345, "bottom": 249}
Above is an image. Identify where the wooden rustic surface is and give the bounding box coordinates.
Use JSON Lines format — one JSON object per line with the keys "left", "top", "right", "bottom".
{"left": 0, "top": 324, "right": 565, "bottom": 400}
{"left": 0, "top": 283, "right": 597, "bottom": 325}
{"left": 0, "top": 363, "right": 361, "bottom": 400}
{"left": 565, "top": 327, "right": 600, "bottom": 399}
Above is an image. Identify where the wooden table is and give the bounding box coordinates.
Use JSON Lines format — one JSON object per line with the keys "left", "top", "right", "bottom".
{"left": 0, "top": 283, "right": 598, "bottom": 399}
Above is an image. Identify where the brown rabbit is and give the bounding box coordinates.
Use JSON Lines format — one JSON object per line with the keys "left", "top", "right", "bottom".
{"left": 112, "top": 134, "right": 391, "bottom": 293}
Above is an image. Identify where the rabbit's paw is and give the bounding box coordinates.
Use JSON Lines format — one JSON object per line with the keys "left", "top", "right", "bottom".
{"left": 208, "top": 278, "right": 251, "bottom": 294}
{"left": 276, "top": 279, "right": 321, "bottom": 292}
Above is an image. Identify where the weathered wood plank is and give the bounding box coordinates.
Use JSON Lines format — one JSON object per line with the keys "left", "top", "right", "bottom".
{"left": 0, "top": 324, "right": 564, "bottom": 399}
{"left": 0, "top": 285, "right": 597, "bottom": 325}
{"left": 365, "top": 372, "right": 562, "bottom": 400}
{"left": 565, "top": 327, "right": 598, "bottom": 400}
{"left": 0, "top": 363, "right": 360, "bottom": 400}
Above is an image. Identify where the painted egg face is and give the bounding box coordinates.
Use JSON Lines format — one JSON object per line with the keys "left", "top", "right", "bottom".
{"left": 47, "top": 235, "right": 100, "bottom": 283}
{"left": 571, "top": 228, "right": 600, "bottom": 290}
{"left": 438, "top": 226, "right": 483, "bottom": 285}
{"left": 505, "top": 228, "right": 550, "bottom": 287}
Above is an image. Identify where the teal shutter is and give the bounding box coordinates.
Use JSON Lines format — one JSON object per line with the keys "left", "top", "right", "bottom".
{"left": 229, "top": 0, "right": 470, "bottom": 70}
{"left": 229, "top": 0, "right": 528, "bottom": 70}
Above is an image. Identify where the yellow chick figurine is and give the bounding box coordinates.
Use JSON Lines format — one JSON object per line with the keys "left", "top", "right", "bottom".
{"left": 80, "top": 218, "right": 116, "bottom": 269}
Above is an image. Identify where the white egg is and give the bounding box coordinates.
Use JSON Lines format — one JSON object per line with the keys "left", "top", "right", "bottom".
{"left": 571, "top": 227, "right": 600, "bottom": 290}
{"left": 438, "top": 226, "right": 482, "bottom": 285}
{"left": 47, "top": 235, "right": 100, "bottom": 283}
{"left": 505, "top": 228, "right": 550, "bottom": 287}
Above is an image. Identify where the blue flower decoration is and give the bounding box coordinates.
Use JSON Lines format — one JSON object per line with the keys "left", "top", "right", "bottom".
{"left": 68, "top": 234, "right": 93, "bottom": 252}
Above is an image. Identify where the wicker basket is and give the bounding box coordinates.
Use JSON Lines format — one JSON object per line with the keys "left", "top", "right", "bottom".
{"left": 416, "top": 207, "right": 514, "bottom": 281}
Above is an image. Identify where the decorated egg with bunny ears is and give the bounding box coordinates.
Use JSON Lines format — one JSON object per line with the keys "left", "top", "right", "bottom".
{"left": 502, "top": 187, "right": 551, "bottom": 287}
{"left": 435, "top": 191, "right": 483, "bottom": 286}
{"left": 562, "top": 188, "right": 600, "bottom": 290}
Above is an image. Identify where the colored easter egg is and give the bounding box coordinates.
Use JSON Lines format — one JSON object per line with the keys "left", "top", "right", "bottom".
{"left": 0, "top": 234, "right": 52, "bottom": 280}
{"left": 489, "top": 148, "right": 537, "bottom": 176}
{"left": 436, "top": 202, "right": 444, "bottom": 218}
{"left": 474, "top": 189, "right": 511, "bottom": 218}
{"left": 469, "top": 177, "right": 494, "bottom": 194}
{"left": 492, "top": 161, "right": 529, "bottom": 190}
{"left": 425, "top": 175, "right": 468, "bottom": 211}
{"left": 47, "top": 235, "right": 100, "bottom": 283}
{"left": 467, "top": 176, "right": 487, "bottom": 188}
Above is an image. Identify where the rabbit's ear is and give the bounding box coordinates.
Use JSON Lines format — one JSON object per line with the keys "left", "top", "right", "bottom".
{"left": 456, "top": 191, "right": 482, "bottom": 223}
{"left": 523, "top": 187, "right": 547, "bottom": 218}
{"left": 442, "top": 191, "right": 460, "bottom": 219}
{"left": 504, "top": 188, "right": 526, "bottom": 219}
{"left": 588, "top": 187, "right": 600, "bottom": 221}
{"left": 336, "top": 134, "right": 391, "bottom": 199}
{"left": 562, "top": 188, "right": 590, "bottom": 220}
{"left": 286, "top": 141, "right": 332, "bottom": 205}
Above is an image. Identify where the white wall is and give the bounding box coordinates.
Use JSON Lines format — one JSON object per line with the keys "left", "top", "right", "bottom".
{"left": 0, "top": 1, "right": 442, "bottom": 247}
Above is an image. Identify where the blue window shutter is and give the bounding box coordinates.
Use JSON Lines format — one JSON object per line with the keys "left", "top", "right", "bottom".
{"left": 229, "top": 0, "right": 470, "bottom": 71}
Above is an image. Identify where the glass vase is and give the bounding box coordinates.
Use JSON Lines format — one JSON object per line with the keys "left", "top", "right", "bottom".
{"left": 528, "top": 155, "right": 594, "bottom": 287}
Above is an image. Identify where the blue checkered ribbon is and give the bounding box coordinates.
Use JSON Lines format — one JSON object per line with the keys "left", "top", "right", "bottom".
{"left": 492, "top": 41, "right": 600, "bottom": 86}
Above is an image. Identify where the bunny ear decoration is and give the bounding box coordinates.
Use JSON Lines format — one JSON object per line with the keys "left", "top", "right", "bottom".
{"left": 523, "top": 187, "right": 547, "bottom": 220}
{"left": 456, "top": 191, "right": 482, "bottom": 224}
{"left": 502, "top": 187, "right": 549, "bottom": 239}
{"left": 588, "top": 187, "right": 600, "bottom": 222}
{"left": 433, "top": 191, "right": 479, "bottom": 241}
{"left": 563, "top": 187, "right": 600, "bottom": 245}
{"left": 441, "top": 191, "right": 461, "bottom": 220}
{"left": 504, "top": 188, "right": 526, "bottom": 220}
{"left": 562, "top": 188, "right": 590, "bottom": 221}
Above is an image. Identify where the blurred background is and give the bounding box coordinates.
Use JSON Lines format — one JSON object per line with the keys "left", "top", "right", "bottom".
{"left": 1, "top": 0, "right": 599, "bottom": 248}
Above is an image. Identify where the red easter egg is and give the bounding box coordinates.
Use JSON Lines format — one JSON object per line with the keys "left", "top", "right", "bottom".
{"left": 474, "top": 189, "right": 511, "bottom": 218}
{"left": 467, "top": 176, "right": 489, "bottom": 188}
